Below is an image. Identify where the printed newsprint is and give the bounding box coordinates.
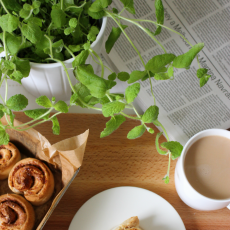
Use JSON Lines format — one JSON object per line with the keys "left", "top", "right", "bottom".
{"left": 102, "top": 0, "right": 230, "bottom": 145}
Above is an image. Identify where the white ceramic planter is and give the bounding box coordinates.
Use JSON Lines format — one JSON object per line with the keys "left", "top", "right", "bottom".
{"left": 22, "top": 17, "right": 107, "bottom": 101}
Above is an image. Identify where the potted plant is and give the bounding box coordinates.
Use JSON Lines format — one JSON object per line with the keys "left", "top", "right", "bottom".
{"left": 0, "top": 0, "right": 210, "bottom": 183}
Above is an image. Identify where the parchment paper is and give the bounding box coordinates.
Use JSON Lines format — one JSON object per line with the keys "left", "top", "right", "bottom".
{"left": 0, "top": 117, "right": 89, "bottom": 229}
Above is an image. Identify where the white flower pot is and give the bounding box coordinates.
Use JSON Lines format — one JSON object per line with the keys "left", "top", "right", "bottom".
{"left": 21, "top": 17, "right": 107, "bottom": 101}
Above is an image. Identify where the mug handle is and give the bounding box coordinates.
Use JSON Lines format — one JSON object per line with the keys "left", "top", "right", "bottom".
{"left": 227, "top": 204, "right": 230, "bottom": 210}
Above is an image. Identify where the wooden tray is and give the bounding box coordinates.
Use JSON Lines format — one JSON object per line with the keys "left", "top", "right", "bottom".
{"left": 15, "top": 113, "right": 230, "bottom": 230}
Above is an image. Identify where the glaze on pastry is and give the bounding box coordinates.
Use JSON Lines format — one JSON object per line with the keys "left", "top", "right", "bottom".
{"left": 0, "top": 194, "right": 35, "bottom": 230}
{"left": 8, "top": 158, "right": 54, "bottom": 206}
{"left": 115, "top": 216, "right": 142, "bottom": 230}
{"left": 0, "top": 142, "right": 21, "bottom": 180}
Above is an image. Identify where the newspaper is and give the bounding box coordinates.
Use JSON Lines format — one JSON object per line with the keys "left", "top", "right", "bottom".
{"left": 102, "top": 0, "right": 230, "bottom": 145}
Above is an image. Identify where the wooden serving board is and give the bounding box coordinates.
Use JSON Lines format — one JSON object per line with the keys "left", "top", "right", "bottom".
{"left": 15, "top": 113, "right": 230, "bottom": 230}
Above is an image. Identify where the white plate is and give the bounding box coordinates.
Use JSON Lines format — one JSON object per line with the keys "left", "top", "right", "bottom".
{"left": 69, "top": 186, "right": 185, "bottom": 230}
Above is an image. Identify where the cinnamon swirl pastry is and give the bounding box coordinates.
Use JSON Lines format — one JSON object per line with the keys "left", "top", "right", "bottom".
{"left": 0, "top": 142, "right": 21, "bottom": 180}
{"left": 8, "top": 158, "right": 54, "bottom": 206}
{"left": 0, "top": 194, "right": 35, "bottom": 230}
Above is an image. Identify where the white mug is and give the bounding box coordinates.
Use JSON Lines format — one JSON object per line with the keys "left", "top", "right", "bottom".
{"left": 174, "top": 129, "right": 230, "bottom": 211}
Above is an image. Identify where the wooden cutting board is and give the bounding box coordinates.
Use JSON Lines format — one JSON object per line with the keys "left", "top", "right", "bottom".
{"left": 14, "top": 113, "right": 230, "bottom": 230}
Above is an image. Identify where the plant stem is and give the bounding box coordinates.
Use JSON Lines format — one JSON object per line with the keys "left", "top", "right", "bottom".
{"left": 16, "top": 108, "right": 53, "bottom": 127}
{"left": 106, "top": 11, "right": 146, "bottom": 67}
{"left": 64, "top": 45, "right": 75, "bottom": 58}
{"left": 47, "top": 58, "right": 76, "bottom": 93}
{"left": 89, "top": 48, "right": 104, "bottom": 78}
{"left": 0, "top": 0, "right": 10, "bottom": 14}
{"left": 4, "top": 78, "right": 8, "bottom": 103}
{"left": 44, "top": 35, "right": 53, "bottom": 58}
{"left": 147, "top": 71, "right": 156, "bottom": 105}
{"left": 120, "top": 112, "right": 140, "bottom": 120}
{"left": 111, "top": 13, "right": 167, "bottom": 53}
{"left": 65, "top": 1, "right": 86, "bottom": 11}
{"left": 60, "top": 0, "right": 64, "bottom": 10}
{"left": 89, "top": 53, "right": 113, "bottom": 73}
{"left": 3, "top": 31, "right": 8, "bottom": 61}
{"left": 156, "top": 119, "right": 169, "bottom": 141}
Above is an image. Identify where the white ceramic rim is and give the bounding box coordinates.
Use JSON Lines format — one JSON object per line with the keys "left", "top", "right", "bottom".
{"left": 30, "top": 17, "right": 107, "bottom": 68}
{"left": 181, "top": 128, "right": 230, "bottom": 202}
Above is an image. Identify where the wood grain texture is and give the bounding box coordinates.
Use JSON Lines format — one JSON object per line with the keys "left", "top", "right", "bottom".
{"left": 14, "top": 113, "right": 230, "bottom": 230}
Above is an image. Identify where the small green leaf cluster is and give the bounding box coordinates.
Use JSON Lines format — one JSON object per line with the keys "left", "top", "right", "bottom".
{"left": 0, "top": 0, "right": 99, "bottom": 64}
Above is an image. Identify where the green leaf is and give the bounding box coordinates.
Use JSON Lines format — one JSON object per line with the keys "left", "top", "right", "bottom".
{"left": 74, "top": 82, "right": 91, "bottom": 98}
{"left": 141, "top": 71, "right": 155, "bottom": 81}
{"left": 147, "top": 127, "right": 154, "bottom": 134}
{"left": 197, "top": 68, "right": 208, "bottom": 78}
{"left": 32, "top": 1, "right": 41, "bottom": 9}
{"left": 14, "top": 58, "right": 30, "bottom": 77}
{"left": 36, "top": 33, "right": 52, "bottom": 50}
{"left": 51, "top": 9, "right": 67, "bottom": 28}
{"left": 127, "top": 124, "right": 146, "bottom": 139}
{"left": 5, "top": 33, "right": 21, "bottom": 55}
{"left": 69, "top": 18, "right": 78, "bottom": 28}
{"left": 0, "top": 110, "right": 4, "bottom": 119}
{"left": 0, "top": 128, "right": 10, "bottom": 145}
{"left": 6, "top": 94, "right": 28, "bottom": 111}
{"left": 146, "top": 54, "right": 176, "bottom": 73}
{"left": 23, "top": 3, "right": 32, "bottom": 11}
{"left": 100, "top": 115, "right": 126, "bottom": 138}
{"left": 70, "top": 93, "right": 79, "bottom": 106}
{"left": 89, "top": 0, "right": 112, "bottom": 12}
{"left": 200, "top": 75, "right": 211, "bottom": 87}
{"left": 155, "top": 132, "right": 167, "bottom": 155}
{"left": 119, "top": 0, "right": 135, "bottom": 14}
{"left": 128, "top": 70, "right": 147, "bottom": 84}
{"left": 125, "top": 83, "right": 140, "bottom": 104}
{"left": 108, "top": 72, "right": 116, "bottom": 81}
{"left": 105, "top": 25, "right": 128, "bottom": 54}
{"left": 117, "top": 71, "right": 130, "bottom": 81}
{"left": 168, "top": 66, "right": 174, "bottom": 78}
{"left": 21, "top": 22, "right": 42, "bottom": 44}
{"left": 24, "top": 109, "right": 49, "bottom": 120}
{"left": 52, "top": 39, "right": 64, "bottom": 53}
{"left": 1, "top": 0, "right": 22, "bottom": 12}
{"left": 72, "top": 50, "right": 89, "bottom": 67}
{"left": 0, "top": 14, "right": 19, "bottom": 33}
{"left": 105, "top": 79, "right": 116, "bottom": 90}
{"left": 28, "top": 17, "right": 43, "bottom": 27}
{"left": 163, "top": 175, "right": 169, "bottom": 184}
{"left": 36, "top": 96, "right": 52, "bottom": 108}
{"left": 88, "top": 9, "right": 105, "bottom": 19}
{"left": 196, "top": 68, "right": 210, "bottom": 87}
{"left": 102, "top": 101, "right": 125, "bottom": 117}
{"left": 54, "top": 101, "right": 69, "bottom": 113}
{"left": 154, "top": 72, "right": 170, "bottom": 80}
{"left": 154, "top": 0, "right": 164, "bottom": 35}
{"left": 68, "top": 45, "right": 81, "bottom": 53}
{"left": 77, "top": 65, "right": 107, "bottom": 98}
{"left": 87, "top": 26, "right": 99, "bottom": 42}
{"left": 10, "top": 71, "right": 24, "bottom": 84}
{"left": 64, "top": 27, "right": 74, "bottom": 35}
{"left": 173, "top": 43, "right": 204, "bottom": 69}
{"left": 19, "top": 8, "right": 30, "bottom": 19}
{"left": 51, "top": 116, "right": 60, "bottom": 135}
{"left": 2, "top": 60, "right": 15, "bottom": 70}
{"left": 142, "top": 105, "right": 159, "bottom": 123}
{"left": 161, "top": 141, "right": 183, "bottom": 160}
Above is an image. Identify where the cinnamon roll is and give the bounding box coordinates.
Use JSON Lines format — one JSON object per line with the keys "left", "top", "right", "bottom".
{"left": 0, "top": 142, "right": 21, "bottom": 180}
{"left": 8, "top": 158, "right": 55, "bottom": 206}
{"left": 0, "top": 194, "right": 35, "bottom": 230}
